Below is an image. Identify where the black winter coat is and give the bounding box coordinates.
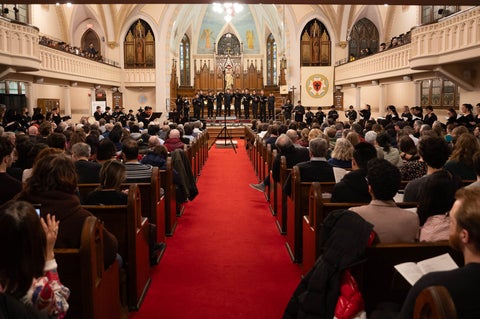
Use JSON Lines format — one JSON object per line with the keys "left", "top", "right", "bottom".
{"left": 283, "top": 210, "right": 373, "bottom": 319}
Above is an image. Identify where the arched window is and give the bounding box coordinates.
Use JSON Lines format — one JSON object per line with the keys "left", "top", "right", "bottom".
{"left": 179, "top": 34, "right": 190, "bottom": 86}
{"left": 348, "top": 18, "right": 379, "bottom": 60}
{"left": 217, "top": 32, "right": 241, "bottom": 56}
{"left": 124, "top": 19, "right": 155, "bottom": 68}
{"left": 81, "top": 29, "right": 101, "bottom": 56}
{"left": 300, "top": 19, "right": 331, "bottom": 66}
{"left": 421, "top": 78, "right": 459, "bottom": 109}
{"left": 266, "top": 33, "right": 277, "bottom": 86}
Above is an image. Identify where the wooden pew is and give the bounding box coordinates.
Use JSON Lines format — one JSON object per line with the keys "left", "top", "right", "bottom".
{"left": 285, "top": 166, "right": 335, "bottom": 263}
{"left": 264, "top": 143, "right": 272, "bottom": 201}
{"left": 124, "top": 167, "right": 166, "bottom": 263}
{"left": 268, "top": 149, "right": 278, "bottom": 216}
{"left": 160, "top": 157, "right": 177, "bottom": 236}
{"left": 274, "top": 156, "right": 290, "bottom": 235}
{"left": 302, "top": 182, "right": 418, "bottom": 275}
{"left": 55, "top": 216, "right": 122, "bottom": 319}
{"left": 78, "top": 167, "right": 166, "bottom": 262}
{"left": 83, "top": 184, "right": 151, "bottom": 310}
{"left": 414, "top": 286, "right": 457, "bottom": 319}
{"left": 360, "top": 242, "right": 463, "bottom": 314}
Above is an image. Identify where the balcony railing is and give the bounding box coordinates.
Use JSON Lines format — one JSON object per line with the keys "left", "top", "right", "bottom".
{"left": 0, "top": 17, "right": 41, "bottom": 70}
{"left": 410, "top": 6, "right": 480, "bottom": 68}
{"left": 335, "top": 44, "right": 413, "bottom": 84}
{"left": 335, "top": 6, "right": 480, "bottom": 85}
{"left": 123, "top": 68, "right": 156, "bottom": 86}
{"left": 38, "top": 46, "right": 121, "bottom": 85}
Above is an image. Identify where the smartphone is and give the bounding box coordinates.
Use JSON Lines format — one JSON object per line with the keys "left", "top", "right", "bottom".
{"left": 32, "top": 204, "right": 41, "bottom": 217}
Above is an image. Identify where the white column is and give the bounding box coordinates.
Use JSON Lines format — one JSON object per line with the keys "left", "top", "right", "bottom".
{"left": 24, "top": 82, "right": 35, "bottom": 114}
{"left": 355, "top": 86, "right": 361, "bottom": 109}
{"left": 63, "top": 86, "right": 71, "bottom": 116}
{"left": 414, "top": 81, "right": 421, "bottom": 106}
{"left": 379, "top": 84, "right": 387, "bottom": 112}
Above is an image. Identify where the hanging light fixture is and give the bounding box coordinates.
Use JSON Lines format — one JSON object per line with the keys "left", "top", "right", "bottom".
{"left": 212, "top": 2, "right": 243, "bottom": 23}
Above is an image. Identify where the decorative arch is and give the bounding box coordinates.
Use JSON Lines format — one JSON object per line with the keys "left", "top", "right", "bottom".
{"left": 348, "top": 18, "right": 379, "bottom": 59}
{"left": 81, "top": 29, "right": 100, "bottom": 56}
{"left": 124, "top": 19, "right": 155, "bottom": 68}
{"left": 266, "top": 33, "right": 277, "bottom": 86}
{"left": 179, "top": 34, "right": 191, "bottom": 86}
{"left": 300, "top": 19, "right": 331, "bottom": 66}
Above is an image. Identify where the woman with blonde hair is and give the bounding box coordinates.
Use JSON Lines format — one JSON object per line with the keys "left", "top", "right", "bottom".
{"left": 327, "top": 138, "right": 353, "bottom": 168}
{"left": 307, "top": 128, "right": 324, "bottom": 141}
{"left": 345, "top": 131, "right": 360, "bottom": 146}
{"left": 297, "top": 128, "right": 309, "bottom": 147}
{"left": 444, "top": 132, "right": 480, "bottom": 180}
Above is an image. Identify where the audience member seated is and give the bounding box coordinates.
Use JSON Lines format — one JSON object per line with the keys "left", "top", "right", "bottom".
{"left": 249, "top": 134, "right": 309, "bottom": 192}
{"left": 84, "top": 160, "right": 128, "bottom": 205}
{"left": 331, "top": 142, "right": 377, "bottom": 203}
{"left": 465, "top": 151, "right": 480, "bottom": 189}
{"left": 364, "top": 130, "right": 384, "bottom": 159}
{"left": 376, "top": 132, "right": 402, "bottom": 167}
{"left": 0, "top": 136, "right": 22, "bottom": 205}
{"left": 122, "top": 137, "right": 152, "bottom": 183}
{"left": 398, "top": 135, "right": 427, "bottom": 181}
{"left": 350, "top": 158, "right": 419, "bottom": 243}
{"left": 95, "top": 138, "right": 117, "bottom": 165}
{"left": 404, "top": 136, "right": 462, "bottom": 202}
{"left": 417, "top": 170, "right": 457, "bottom": 242}
{"left": 71, "top": 142, "right": 101, "bottom": 184}
{"left": 15, "top": 153, "right": 118, "bottom": 269}
{"left": 46, "top": 133, "right": 66, "bottom": 151}
{"left": 400, "top": 187, "right": 480, "bottom": 319}
{"left": 164, "top": 129, "right": 185, "bottom": 152}
{"left": 327, "top": 137, "right": 353, "bottom": 169}
{"left": 140, "top": 137, "right": 168, "bottom": 170}
{"left": 444, "top": 133, "right": 479, "bottom": 180}
{"left": 0, "top": 201, "right": 70, "bottom": 319}
{"left": 283, "top": 138, "right": 335, "bottom": 196}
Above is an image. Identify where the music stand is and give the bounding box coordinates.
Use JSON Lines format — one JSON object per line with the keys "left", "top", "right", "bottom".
{"left": 211, "top": 108, "right": 236, "bottom": 153}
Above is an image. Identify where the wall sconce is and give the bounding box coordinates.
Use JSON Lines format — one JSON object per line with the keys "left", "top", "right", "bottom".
{"left": 372, "top": 80, "right": 379, "bottom": 85}
{"left": 71, "top": 82, "right": 78, "bottom": 87}
{"left": 338, "top": 41, "right": 347, "bottom": 49}
{"left": 403, "top": 75, "right": 412, "bottom": 81}
{"left": 3, "top": 8, "right": 8, "bottom": 14}
{"left": 95, "top": 85, "right": 101, "bottom": 89}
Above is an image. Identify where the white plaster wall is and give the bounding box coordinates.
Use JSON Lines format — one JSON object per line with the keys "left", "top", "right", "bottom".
{"left": 31, "top": 5, "right": 65, "bottom": 40}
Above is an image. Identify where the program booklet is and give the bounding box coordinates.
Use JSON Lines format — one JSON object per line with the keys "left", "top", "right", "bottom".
{"left": 394, "top": 253, "right": 459, "bottom": 285}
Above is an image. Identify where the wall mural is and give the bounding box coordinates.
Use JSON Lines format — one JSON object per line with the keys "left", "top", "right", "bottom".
{"left": 198, "top": 4, "right": 259, "bottom": 54}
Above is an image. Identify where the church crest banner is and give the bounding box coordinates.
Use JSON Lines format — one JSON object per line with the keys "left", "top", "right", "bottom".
{"left": 300, "top": 67, "right": 334, "bottom": 106}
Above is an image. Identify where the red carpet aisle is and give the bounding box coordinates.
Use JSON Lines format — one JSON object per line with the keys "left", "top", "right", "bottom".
{"left": 129, "top": 140, "right": 301, "bottom": 319}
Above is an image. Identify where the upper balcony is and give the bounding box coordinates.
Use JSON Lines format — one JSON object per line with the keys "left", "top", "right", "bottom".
{"left": 335, "top": 6, "right": 480, "bottom": 90}
{"left": 36, "top": 45, "right": 122, "bottom": 87}
{"left": 0, "top": 17, "right": 41, "bottom": 76}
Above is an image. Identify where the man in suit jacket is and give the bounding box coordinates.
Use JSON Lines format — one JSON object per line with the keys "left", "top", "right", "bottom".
{"left": 350, "top": 158, "right": 419, "bottom": 243}
{"left": 283, "top": 137, "right": 335, "bottom": 196}
{"left": 250, "top": 134, "right": 309, "bottom": 192}
{"left": 71, "top": 142, "right": 101, "bottom": 183}
{"left": 331, "top": 142, "right": 377, "bottom": 203}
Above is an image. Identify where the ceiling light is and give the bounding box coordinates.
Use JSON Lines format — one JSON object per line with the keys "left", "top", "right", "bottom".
{"left": 212, "top": 2, "right": 243, "bottom": 23}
